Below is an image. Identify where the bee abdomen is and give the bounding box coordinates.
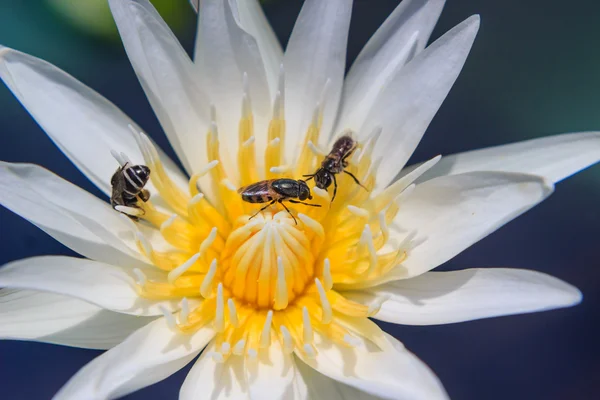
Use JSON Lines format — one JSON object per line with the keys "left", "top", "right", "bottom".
{"left": 242, "top": 193, "right": 272, "bottom": 203}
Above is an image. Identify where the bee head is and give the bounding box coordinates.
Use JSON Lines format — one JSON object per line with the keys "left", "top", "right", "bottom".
{"left": 314, "top": 169, "right": 332, "bottom": 190}
{"left": 298, "top": 180, "right": 312, "bottom": 201}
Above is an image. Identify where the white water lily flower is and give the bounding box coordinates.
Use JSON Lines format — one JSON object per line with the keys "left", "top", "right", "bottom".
{"left": 0, "top": 0, "right": 598, "bottom": 399}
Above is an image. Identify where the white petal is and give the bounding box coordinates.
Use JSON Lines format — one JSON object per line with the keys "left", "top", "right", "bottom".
{"left": 295, "top": 359, "right": 386, "bottom": 400}
{"left": 246, "top": 338, "right": 307, "bottom": 400}
{"left": 344, "top": 268, "right": 582, "bottom": 326}
{"left": 54, "top": 318, "right": 215, "bottom": 400}
{"left": 180, "top": 340, "right": 248, "bottom": 399}
{"left": 393, "top": 172, "right": 553, "bottom": 279}
{"left": 109, "top": 0, "right": 211, "bottom": 178}
{"left": 414, "top": 131, "right": 600, "bottom": 185}
{"left": 181, "top": 338, "right": 307, "bottom": 400}
{"left": 0, "top": 162, "right": 149, "bottom": 268}
{"left": 0, "top": 256, "right": 178, "bottom": 316}
{"left": 295, "top": 332, "right": 448, "bottom": 400}
{"left": 0, "top": 289, "right": 154, "bottom": 350}
{"left": 338, "top": 0, "right": 446, "bottom": 131}
{"left": 284, "top": 0, "right": 352, "bottom": 159}
{"left": 194, "top": 0, "right": 271, "bottom": 178}
{"left": 0, "top": 45, "right": 186, "bottom": 197}
{"left": 232, "top": 0, "right": 284, "bottom": 95}
{"left": 359, "top": 15, "right": 479, "bottom": 190}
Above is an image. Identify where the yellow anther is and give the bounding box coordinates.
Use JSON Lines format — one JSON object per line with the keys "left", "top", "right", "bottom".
{"left": 343, "top": 334, "right": 362, "bottom": 347}
{"left": 303, "top": 343, "right": 316, "bottom": 358}
{"left": 359, "top": 225, "right": 378, "bottom": 276}
{"left": 135, "top": 232, "right": 153, "bottom": 258}
{"left": 280, "top": 325, "right": 294, "bottom": 354}
{"left": 260, "top": 311, "right": 273, "bottom": 348}
{"left": 323, "top": 258, "right": 333, "bottom": 291}
{"left": 167, "top": 252, "right": 201, "bottom": 283}
{"left": 215, "top": 283, "right": 225, "bottom": 332}
{"left": 315, "top": 278, "right": 333, "bottom": 324}
{"left": 199, "top": 227, "right": 218, "bottom": 254}
{"left": 270, "top": 165, "right": 291, "bottom": 174}
{"left": 179, "top": 298, "right": 190, "bottom": 325}
{"left": 160, "top": 214, "right": 178, "bottom": 231}
{"left": 209, "top": 352, "right": 225, "bottom": 363}
{"left": 274, "top": 256, "right": 288, "bottom": 310}
{"left": 159, "top": 306, "right": 178, "bottom": 331}
{"left": 221, "top": 342, "right": 231, "bottom": 355}
{"left": 347, "top": 205, "right": 370, "bottom": 218}
{"left": 308, "top": 140, "right": 326, "bottom": 156}
{"left": 312, "top": 187, "right": 329, "bottom": 200}
{"left": 378, "top": 211, "right": 389, "bottom": 244}
{"left": 297, "top": 213, "right": 324, "bottom": 238}
{"left": 368, "top": 295, "right": 390, "bottom": 317}
{"left": 200, "top": 259, "right": 217, "bottom": 298}
{"left": 242, "top": 136, "right": 255, "bottom": 147}
{"left": 233, "top": 339, "right": 246, "bottom": 356}
{"left": 227, "top": 298, "right": 239, "bottom": 328}
{"left": 189, "top": 160, "right": 219, "bottom": 195}
{"left": 302, "top": 306, "right": 313, "bottom": 344}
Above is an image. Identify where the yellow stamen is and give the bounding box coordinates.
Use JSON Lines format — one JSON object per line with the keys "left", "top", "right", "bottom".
{"left": 167, "top": 252, "right": 201, "bottom": 283}
{"left": 323, "top": 259, "right": 333, "bottom": 291}
{"left": 215, "top": 283, "right": 225, "bottom": 332}
{"left": 302, "top": 306, "right": 313, "bottom": 344}
{"left": 159, "top": 306, "right": 178, "bottom": 331}
{"left": 233, "top": 339, "right": 246, "bottom": 355}
{"left": 200, "top": 259, "right": 217, "bottom": 298}
{"left": 227, "top": 298, "right": 239, "bottom": 328}
{"left": 274, "top": 256, "right": 288, "bottom": 310}
{"left": 260, "top": 310, "right": 273, "bottom": 348}
{"left": 180, "top": 297, "right": 190, "bottom": 325}
{"left": 128, "top": 98, "right": 412, "bottom": 360}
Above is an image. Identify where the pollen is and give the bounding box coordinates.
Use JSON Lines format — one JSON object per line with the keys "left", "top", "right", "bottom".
{"left": 125, "top": 69, "right": 419, "bottom": 362}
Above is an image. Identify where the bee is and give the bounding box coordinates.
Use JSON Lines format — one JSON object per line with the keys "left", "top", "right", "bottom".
{"left": 238, "top": 179, "right": 321, "bottom": 224}
{"left": 303, "top": 134, "right": 367, "bottom": 202}
{"left": 110, "top": 162, "right": 151, "bottom": 220}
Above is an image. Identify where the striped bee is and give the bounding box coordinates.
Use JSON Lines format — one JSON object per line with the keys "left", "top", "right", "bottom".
{"left": 110, "top": 162, "right": 151, "bottom": 220}
{"left": 303, "top": 134, "right": 367, "bottom": 202}
{"left": 238, "top": 178, "right": 320, "bottom": 224}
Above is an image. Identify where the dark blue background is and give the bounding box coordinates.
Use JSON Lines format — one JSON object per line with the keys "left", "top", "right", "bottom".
{"left": 1, "top": 0, "right": 599, "bottom": 399}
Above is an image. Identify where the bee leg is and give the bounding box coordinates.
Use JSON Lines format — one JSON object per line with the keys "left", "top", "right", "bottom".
{"left": 288, "top": 200, "right": 321, "bottom": 207}
{"left": 139, "top": 189, "right": 151, "bottom": 202}
{"left": 249, "top": 200, "right": 277, "bottom": 220}
{"left": 343, "top": 170, "right": 368, "bottom": 191}
{"left": 331, "top": 174, "right": 338, "bottom": 203}
{"left": 278, "top": 200, "right": 297, "bottom": 225}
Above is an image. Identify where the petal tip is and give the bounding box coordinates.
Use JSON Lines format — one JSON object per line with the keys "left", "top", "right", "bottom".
{"left": 563, "top": 284, "right": 583, "bottom": 307}
{"left": 544, "top": 274, "right": 583, "bottom": 309}
{"left": 468, "top": 14, "right": 481, "bottom": 25}
{"left": 0, "top": 45, "right": 11, "bottom": 59}
{"left": 460, "top": 14, "right": 481, "bottom": 36}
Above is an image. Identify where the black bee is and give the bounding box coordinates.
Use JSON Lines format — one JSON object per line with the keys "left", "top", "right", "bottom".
{"left": 238, "top": 179, "right": 321, "bottom": 224}
{"left": 111, "top": 162, "right": 151, "bottom": 220}
{"left": 303, "top": 134, "right": 367, "bottom": 202}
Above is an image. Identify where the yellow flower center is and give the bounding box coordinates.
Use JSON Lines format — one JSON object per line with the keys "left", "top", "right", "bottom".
{"left": 221, "top": 215, "right": 315, "bottom": 309}
{"left": 125, "top": 83, "right": 412, "bottom": 359}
